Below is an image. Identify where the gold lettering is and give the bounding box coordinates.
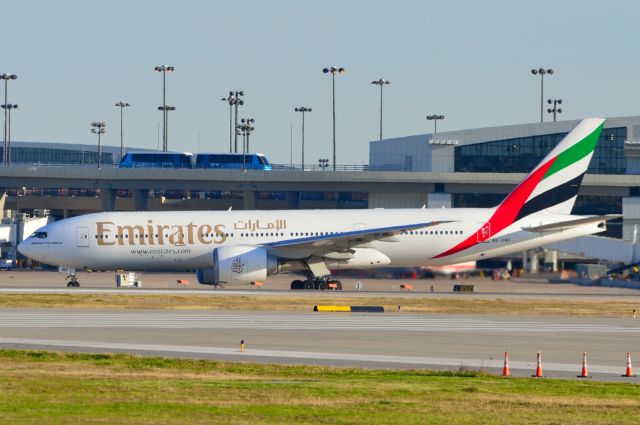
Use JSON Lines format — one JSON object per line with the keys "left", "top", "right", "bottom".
{"left": 156, "top": 224, "right": 170, "bottom": 245}
{"left": 213, "top": 224, "right": 227, "bottom": 244}
{"left": 147, "top": 220, "right": 155, "bottom": 245}
{"left": 118, "top": 225, "right": 146, "bottom": 246}
{"left": 198, "top": 224, "right": 213, "bottom": 244}
{"left": 186, "top": 222, "right": 196, "bottom": 245}
{"left": 101, "top": 221, "right": 232, "bottom": 247}
{"left": 97, "top": 222, "right": 115, "bottom": 246}
{"left": 169, "top": 225, "right": 185, "bottom": 245}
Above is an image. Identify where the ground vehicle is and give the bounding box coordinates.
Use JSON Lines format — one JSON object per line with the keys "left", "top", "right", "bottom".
{"left": 119, "top": 152, "right": 193, "bottom": 168}
{"left": 195, "top": 153, "right": 272, "bottom": 170}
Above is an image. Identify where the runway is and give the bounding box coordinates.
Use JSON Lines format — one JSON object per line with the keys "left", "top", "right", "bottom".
{"left": 0, "top": 309, "right": 638, "bottom": 381}
{"left": 0, "top": 310, "right": 639, "bottom": 333}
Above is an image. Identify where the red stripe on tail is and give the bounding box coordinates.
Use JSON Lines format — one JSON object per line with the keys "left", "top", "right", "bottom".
{"left": 433, "top": 156, "right": 556, "bottom": 259}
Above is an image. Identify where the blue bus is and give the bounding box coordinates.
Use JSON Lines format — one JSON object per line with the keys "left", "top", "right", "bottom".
{"left": 195, "top": 153, "right": 272, "bottom": 170}
{"left": 119, "top": 152, "right": 193, "bottom": 168}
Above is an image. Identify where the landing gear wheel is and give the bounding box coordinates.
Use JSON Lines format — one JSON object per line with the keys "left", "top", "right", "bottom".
{"left": 327, "top": 280, "right": 342, "bottom": 290}
{"left": 67, "top": 281, "right": 79, "bottom": 288}
{"left": 303, "top": 280, "right": 314, "bottom": 290}
{"left": 290, "top": 280, "right": 303, "bottom": 290}
{"left": 318, "top": 281, "right": 327, "bottom": 290}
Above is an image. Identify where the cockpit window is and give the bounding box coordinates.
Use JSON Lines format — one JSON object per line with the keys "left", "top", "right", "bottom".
{"left": 30, "top": 231, "right": 48, "bottom": 239}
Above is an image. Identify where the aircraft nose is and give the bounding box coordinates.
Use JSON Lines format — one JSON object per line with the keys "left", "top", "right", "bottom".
{"left": 17, "top": 239, "right": 31, "bottom": 258}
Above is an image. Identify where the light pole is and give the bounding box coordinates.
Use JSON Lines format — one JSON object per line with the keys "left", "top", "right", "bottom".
{"left": 295, "top": 107, "right": 312, "bottom": 169}
{"left": 531, "top": 68, "right": 553, "bottom": 123}
{"left": 90, "top": 122, "right": 106, "bottom": 169}
{"left": 1, "top": 73, "right": 17, "bottom": 166}
{"left": 547, "top": 98, "right": 562, "bottom": 122}
{"left": 221, "top": 94, "right": 233, "bottom": 152}
{"left": 371, "top": 78, "right": 390, "bottom": 140}
{"left": 241, "top": 118, "right": 255, "bottom": 152}
{"left": 115, "top": 101, "right": 131, "bottom": 160}
{"left": 233, "top": 91, "right": 244, "bottom": 153}
{"left": 318, "top": 158, "right": 329, "bottom": 170}
{"left": 1, "top": 104, "right": 17, "bottom": 165}
{"left": 2, "top": 103, "right": 18, "bottom": 165}
{"left": 426, "top": 114, "right": 445, "bottom": 135}
{"left": 235, "top": 120, "right": 254, "bottom": 172}
{"left": 157, "top": 105, "right": 175, "bottom": 151}
{"left": 222, "top": 91, "right": 244, "bottom": 153}
{"left": 154, "top": 65, "right": 174, "bottom": 151}
{"left": 222, "top": 91, "right": 245, "bottom": 153}
{"left": 323, "top": 66, "right": 345, "bottom": 170}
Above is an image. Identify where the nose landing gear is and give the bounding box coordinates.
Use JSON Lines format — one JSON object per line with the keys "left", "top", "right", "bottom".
{"left": 65, "top": 275, "right": 80, "bottom": 287}
{"left": 60, "top": 267, "right": 80, "bottom": 288}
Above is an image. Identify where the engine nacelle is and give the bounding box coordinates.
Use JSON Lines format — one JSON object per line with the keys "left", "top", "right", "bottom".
{"left": 197, "top": 245, "right": 278, "bottom": 285}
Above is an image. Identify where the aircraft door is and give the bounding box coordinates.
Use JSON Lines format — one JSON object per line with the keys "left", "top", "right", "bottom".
{"left": 76, "top": 227, "right": 90, "bottom": 247}
{"left": 476, "top": 222, "right": 491, "bottom": 242}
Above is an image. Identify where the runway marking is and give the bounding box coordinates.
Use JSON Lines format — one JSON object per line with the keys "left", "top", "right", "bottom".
{"left": 0, "top": 337, "right": 626, "bottom": 375}
{"left": 0, "top": 311, "right": 638, "bottom": 333}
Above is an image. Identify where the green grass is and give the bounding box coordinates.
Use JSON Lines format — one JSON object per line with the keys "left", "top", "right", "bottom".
{"left": 0, "top": 293, "right": 639, "bottom": 317}
{"left": 0, "top": 349, "right": 638, "bottom": 424}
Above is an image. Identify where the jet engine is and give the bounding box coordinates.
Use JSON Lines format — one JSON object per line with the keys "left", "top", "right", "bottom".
{"left": 197, "top": 245, "right": 279, "bottom": 285}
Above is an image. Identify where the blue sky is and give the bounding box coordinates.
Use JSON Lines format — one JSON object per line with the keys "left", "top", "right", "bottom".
{"left": 3, "top": 0, "right": 639, "bottom": 164}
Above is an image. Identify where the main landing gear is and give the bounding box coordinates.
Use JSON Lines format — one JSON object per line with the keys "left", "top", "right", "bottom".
{"left": 290, "top": 276, "right": 342, "bottom": 291}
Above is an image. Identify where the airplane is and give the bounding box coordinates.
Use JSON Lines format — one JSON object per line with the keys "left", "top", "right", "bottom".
{"left": 18, "top": 118, "right": 615, "bottom": 289}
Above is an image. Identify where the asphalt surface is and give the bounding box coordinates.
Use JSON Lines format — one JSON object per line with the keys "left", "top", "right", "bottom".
{"left": 0, "top": 309, "right": 639, "bottom": 382}
{"left": 2, "top": 270, "right": 640, "bottom": 301}
{"left": 1, "top": 271, "right": 640, "bottom": 381}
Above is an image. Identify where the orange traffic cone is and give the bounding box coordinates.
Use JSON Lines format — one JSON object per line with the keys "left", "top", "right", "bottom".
{"left": 577, "top": 352, "right": 590, "bottom": 378}
{"left": 532, "top": 351, "right": 543, "bottom": 377}
{"left": 502, "top": 351, "right": 510, "bottom": 377}
{"left": 622, "top": 352, "right": 636, "bottom": 377}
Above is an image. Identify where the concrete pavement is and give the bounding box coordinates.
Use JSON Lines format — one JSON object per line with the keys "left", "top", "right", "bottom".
{"left": 0, "top": 309, "right": 638, "bottom": 382}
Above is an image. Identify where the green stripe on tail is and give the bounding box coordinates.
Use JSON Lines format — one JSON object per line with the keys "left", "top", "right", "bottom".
{"left": 542, "top": 122, "right": 604, "bottom": 180}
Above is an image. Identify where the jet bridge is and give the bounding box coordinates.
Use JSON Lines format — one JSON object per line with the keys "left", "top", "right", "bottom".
{"left": 544, "top": 235, "right": 640, "bottom": 265}
{"left": 0, "top": 210, "right": 54, "bottom": 266}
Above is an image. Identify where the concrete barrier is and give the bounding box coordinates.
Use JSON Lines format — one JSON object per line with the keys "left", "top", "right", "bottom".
{"left": 350, "top": 306, "right": 385, "bottom": 313}
{"left": 453, "top": 284, "right": 474, "bottom": 292}
{"left": 313, "top": 306, "right": 351, "bottom": 312}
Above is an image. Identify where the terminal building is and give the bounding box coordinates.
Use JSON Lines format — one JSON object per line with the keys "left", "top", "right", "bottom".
{"left": 3, "top": 141, "right": 119, "bottom": 165}
{"left": 369, "top": 116, "right": 640, "bottom": 241}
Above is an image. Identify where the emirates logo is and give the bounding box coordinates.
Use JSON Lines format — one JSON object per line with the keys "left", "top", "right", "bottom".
{"left": 231, "top": 256, "right": 244, "bottom": 273}
{"left": 477, "top": 223, "right": 491, "bottom": 242}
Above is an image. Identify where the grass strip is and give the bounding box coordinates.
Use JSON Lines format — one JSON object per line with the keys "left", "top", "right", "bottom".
{"left": 0, "top": 349, "right": 638, "bottom": 424}
{"left": 0, "top": 293, "right": 638, "bottom": 317}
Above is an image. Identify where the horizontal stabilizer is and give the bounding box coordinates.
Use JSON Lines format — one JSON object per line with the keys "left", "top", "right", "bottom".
{"left": 521, "top": 215, "right": 619, "bottom": 233}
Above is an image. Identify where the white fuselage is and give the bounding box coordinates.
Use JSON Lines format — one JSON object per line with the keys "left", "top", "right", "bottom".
{"left": 18, "top": 208, "right": 604, "bottom": 271}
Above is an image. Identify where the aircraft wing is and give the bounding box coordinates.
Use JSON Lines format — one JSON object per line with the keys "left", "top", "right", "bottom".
{"left": 521, "top": 215, "right": 619, "bottom": 233}
{"left": 266, "top": 221, "right": 453, "bottom": 253}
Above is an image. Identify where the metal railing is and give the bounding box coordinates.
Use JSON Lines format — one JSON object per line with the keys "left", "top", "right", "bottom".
{"left": 0, "top": 162, "right": 410, "bottom": 172}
